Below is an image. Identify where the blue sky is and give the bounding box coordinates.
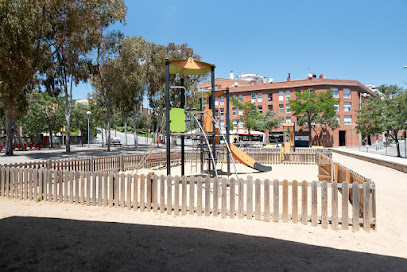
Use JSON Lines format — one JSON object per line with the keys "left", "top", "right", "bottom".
{"left": 74, "top": 0, "right": 407, "bottom": 100}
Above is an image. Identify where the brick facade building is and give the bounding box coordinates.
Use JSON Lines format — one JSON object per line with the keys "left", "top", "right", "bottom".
{"left": 200, "top": 75, "right": 375, "bottom": 147}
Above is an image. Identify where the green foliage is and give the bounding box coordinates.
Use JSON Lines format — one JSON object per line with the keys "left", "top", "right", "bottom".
{"left": 258, "top": 110, "right": 284, "bottom": 132}
{"left": 22, "top": 91, "right": 64, "bottom": 140}
{"left": 356, "top": 85, "right": 407, "bottom": 157}
{"left": 0, "top": 0, "right": 127, "bottom": 154}
{"left": 289, "top": 89, "right": 338, "bottom": 146}
{"left": 231, "top": 97, "right": 262, "bottom": 135}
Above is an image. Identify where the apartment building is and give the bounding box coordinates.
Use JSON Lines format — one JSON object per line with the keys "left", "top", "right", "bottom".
{"left": 200, "top": 74, "right": 375, "bottom": 147}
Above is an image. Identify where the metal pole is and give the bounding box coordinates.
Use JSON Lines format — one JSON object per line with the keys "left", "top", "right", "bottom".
{"left": 211, "top": 66, "right": 216, "bottom": 177}
{"left": 200, "top": 99, "right": 204, "bottom": 173}
{"left": 180, "top": 78, "right": 185, "bottom": 176}
{"left": 88, "top": 116, "right": 90, "bottom": 148}
{"left": 165, "top": 59, "right": 171, "bottom": 175}
{"left": 226, "top": 87, "right": 230, "bottom": 177}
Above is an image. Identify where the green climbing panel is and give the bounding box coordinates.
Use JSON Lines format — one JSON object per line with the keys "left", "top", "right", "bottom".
{"left": 170, "top": 108, "right": 186, "bottom": 132}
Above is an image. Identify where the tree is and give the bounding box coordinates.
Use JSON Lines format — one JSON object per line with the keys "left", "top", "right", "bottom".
{"left": 0, "top": 0, "right": 51, "bottom": 154}
{"left": 231, "top": 98, "right": 262, "bottom": 137}
{"left": 91, "top": 37, "right": 121, "bottom": 152}
{"left": 356, "top": 85, "right": 407, "bottom": 157}
{"left": 289, "top": 89, "right": 338, "bottom": 147}
{"left": 111, "top": 37, "right": 149, "bottom": 148}
{"left": 256, "top": 110, "right": 283, "bottom": 132}
{"left": 22, "top": 91, "right": 64, "bottom": 147}
{"left": 41, "top": 0, "right": 126, "bottom": 153}
{"left": 71, "top": 102, "right": 91, "bottom": 145}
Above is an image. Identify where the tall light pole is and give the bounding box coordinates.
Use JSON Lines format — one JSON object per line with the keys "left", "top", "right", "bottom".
{"left": 86, "top": 111, "right": 91, "bottom": 148}
{"left": 404, "top": 66, "right": 407, "bottom": 157}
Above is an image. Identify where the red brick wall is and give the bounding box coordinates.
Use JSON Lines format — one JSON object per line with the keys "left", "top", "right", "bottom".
{"left": 211, "top": 83, "right": 370, "bottom": 147}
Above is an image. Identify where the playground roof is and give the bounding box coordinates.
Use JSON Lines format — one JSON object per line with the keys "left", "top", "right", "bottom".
{"left": 169, "top": 57, "right": 215, "bottom": 75}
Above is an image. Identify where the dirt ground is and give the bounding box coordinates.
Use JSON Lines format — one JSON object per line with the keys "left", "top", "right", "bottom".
{"left": 1, "top": 154, "right": 407, "bottom": 271}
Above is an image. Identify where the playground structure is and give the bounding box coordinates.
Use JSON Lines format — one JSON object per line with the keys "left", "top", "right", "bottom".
{"left": 164, "top": 58, "right": 272, "bottom": 179}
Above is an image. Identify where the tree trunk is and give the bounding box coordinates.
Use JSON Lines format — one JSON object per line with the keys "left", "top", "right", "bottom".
{"left": 64, "top": 79, "right": 73, "bottom": 153}
{"left": 5, "top": 105, "right": 14, "bottom": 155}
{"left": 124, "top": 115, "right": 128, "bottom": 146}
{"left": 106, "top": 100, "right": 111, "bottom": 152}
{"left": 101, "top": 127, "right": 105, "bottom": 147}
{"left": 133, "top": 111, "right": 138, "bottom": 149}
{"left": 49, "top": 129, "right": 53, "bottom": 148}
{"left": 308, "top": 121, "right": 312, "bottom": 148}
{"left": 65, "top": 113, "right": 71, "bottom": 152}
{"left": 394, "top": 133, "right": 401, "bottom": 157}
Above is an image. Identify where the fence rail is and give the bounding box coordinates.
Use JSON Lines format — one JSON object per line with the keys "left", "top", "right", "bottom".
{"left": 1, "top": 150, "right": 332, "bottom": 172}
{"left": 0, "top": 167, "right": 375, "bottom": 231}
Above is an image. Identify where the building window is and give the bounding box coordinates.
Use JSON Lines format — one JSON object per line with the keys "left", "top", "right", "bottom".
{"left": 215, "top": 109, "right": 219, "bottom": 116}
{"left": 279, "top": 91, "right": 284, "bottom": 101}
{"left": 332, "top": 88, "right": 339, "bottom": 98}
{"left": 268, "top": 93, "right": 273, "bottom": 102}
{"left": 286, "top": 116, "right": 291, "bottom": 123}
{"left": 220, "top": 120, "right": 225, "bottom": 128}
{"left": 344, "top": 115, "right": 352, "bottom": 125}
{"left": 215, "top": 97, "right": 218, "bottom": 105}
{"left": 310, "top": 89, "right": 315, "bottom": 93}
{"left": 334, "top": 115, "right": 340, "bottom": 125}
{"left": 258, "top": 105, "right": 263, "bottom": 114}
{"left": 238, "top": 120, "right": 243, "bottom": 128}
{"left": 344, "top": 102, "right": 351, "bottom": 112}
{"left": 285, "top": 90, "right": 290, "bottom": 100}
{"left": 220, "top": 96, "right": 224, "bottom": 105}
{"left": 268, "top": 105, "right": 273, "bottom": 112}
{"left": 233, "top": 120, "right": 237, "bottom": 128}
{"left": 232, "top": 107, "right": 237, "bottom": 116}
{"left": 343, "top": 88, "right": 351, "bottom": 98}
{"left": 258, "top": 93, "right": 262, "bottom": 102}
{"left": 286, "top": 104, "right": 291, "bottom": 113}
{"left": 239, "top": 109, "right": 243, "bottom": 116}
{"left": 220, "top": 108, "right": 224, "bottom": 117}
{"left": 238, "top": 95, "right": 243, "bottom": 102}
{"left": 335, "top": 103, "right": 339, "bottom": 112}
{"left": 251, "top": 93, "right": 256, "bottom": 103}
{"left": 279, "top": 104, "right": 284, "bottom": 114}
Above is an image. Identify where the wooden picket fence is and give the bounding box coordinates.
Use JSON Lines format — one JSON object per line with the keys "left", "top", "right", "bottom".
{"left": 1, "top": 150, "right": 332, "bottom": 174}
{"left": 0, "top": 167, "right": 376, "bottom": 231}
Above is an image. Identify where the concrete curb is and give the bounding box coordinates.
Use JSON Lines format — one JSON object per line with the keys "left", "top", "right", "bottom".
{"left": 331, "top": 149, "right": 407, "bottom": 174}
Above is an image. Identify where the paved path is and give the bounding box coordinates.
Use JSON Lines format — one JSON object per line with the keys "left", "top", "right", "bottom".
{"left": 332, "top": 147, "right": 407, "bottom": 166}
{"left": 346, "top": 140, "right": 407, "bottom": 159}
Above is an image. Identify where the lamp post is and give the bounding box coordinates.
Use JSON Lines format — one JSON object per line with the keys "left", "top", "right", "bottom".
{"left": 86, "top": 111, "right": 91, "bottom": 148}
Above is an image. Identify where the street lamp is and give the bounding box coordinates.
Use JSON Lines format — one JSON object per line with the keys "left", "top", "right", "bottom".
{"left": 86, "top": 111, "right": 91, "bottom": 148}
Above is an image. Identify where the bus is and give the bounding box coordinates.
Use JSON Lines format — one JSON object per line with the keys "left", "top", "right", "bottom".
{"left": 227, "top": 130, "right": 266, "bottom": 147}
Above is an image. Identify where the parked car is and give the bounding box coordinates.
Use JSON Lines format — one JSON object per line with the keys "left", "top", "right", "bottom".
{"left": 109, "top": 137, "right": 121, "bottom": 145}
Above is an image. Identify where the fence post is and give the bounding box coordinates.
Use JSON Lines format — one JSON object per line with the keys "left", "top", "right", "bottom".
{"left": 89, "top": 157, "right": 93, "bottom": 172}
{"left": 47, "top": 159, "right": 52, "bottom": 170}
{"left": 120, "top": 154, "right": 124, "bottom": 172}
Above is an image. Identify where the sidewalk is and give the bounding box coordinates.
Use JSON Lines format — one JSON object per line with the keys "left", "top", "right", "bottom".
{"left": 348, "top": 140, "right": 407, "bottom": 159}
{"left": 0, "top": 144, "right": 176, "bottom": 165}
{"left": 332, "top": 147, "right": 407, "bottom": 173}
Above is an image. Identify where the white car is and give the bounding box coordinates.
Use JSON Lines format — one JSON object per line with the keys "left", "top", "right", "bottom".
{"left": 110, "top": 137, "right": 121, "bottom": 144}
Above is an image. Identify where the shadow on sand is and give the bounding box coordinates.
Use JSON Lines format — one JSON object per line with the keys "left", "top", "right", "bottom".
{"left": 1, "top": 216, "right": 406, "bottom": 271}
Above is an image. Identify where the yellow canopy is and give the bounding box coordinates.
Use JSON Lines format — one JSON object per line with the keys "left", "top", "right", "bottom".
{"left": 168, "top": 57, "right": 215, "bottom": 75}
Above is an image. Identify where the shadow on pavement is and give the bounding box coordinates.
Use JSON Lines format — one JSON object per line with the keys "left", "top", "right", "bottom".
{"left": 1, "top": 216, "right": 406, "bottom": 271}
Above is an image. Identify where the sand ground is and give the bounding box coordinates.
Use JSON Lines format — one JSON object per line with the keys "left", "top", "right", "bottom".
{"left": 1, "top": 154, "right": 407, "bottom": 271}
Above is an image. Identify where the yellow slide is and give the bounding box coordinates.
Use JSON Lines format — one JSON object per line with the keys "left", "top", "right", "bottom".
{"left": 228, "top": 143, "right": 272, "bottom": 172}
